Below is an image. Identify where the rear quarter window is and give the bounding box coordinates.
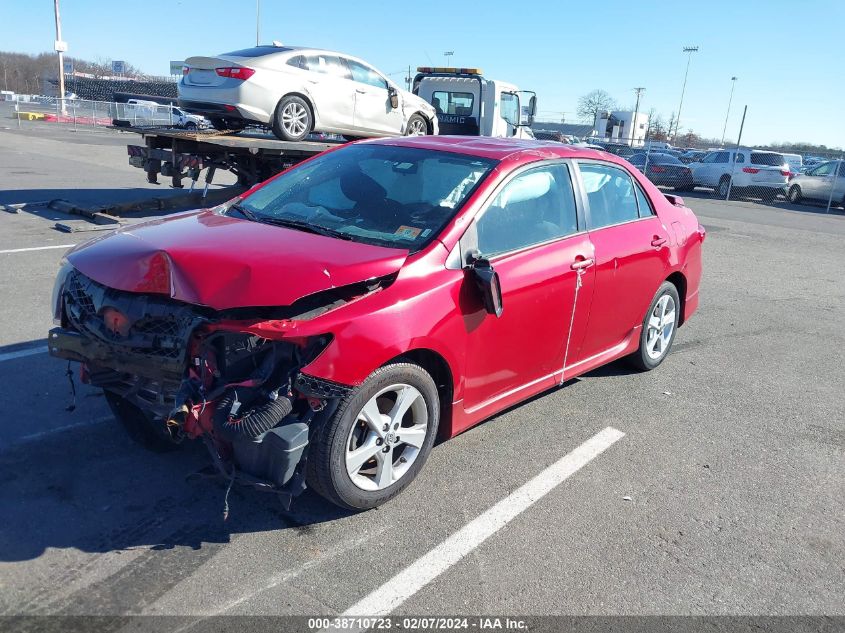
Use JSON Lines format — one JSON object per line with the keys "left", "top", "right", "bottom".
{"left": 751, "top": 152, "right": 785, "bottom": 166}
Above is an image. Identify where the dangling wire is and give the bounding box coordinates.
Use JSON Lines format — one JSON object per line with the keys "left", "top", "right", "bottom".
{"left": 64, "top": 361, "right": 77, "bottom": 412}
{"left": 560, "top": 268, "right": 585, "bottom": 385}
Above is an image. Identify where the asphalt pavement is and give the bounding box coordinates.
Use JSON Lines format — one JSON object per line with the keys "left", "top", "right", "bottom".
{"left": 0, "top": 124, "right": 842, "bottom": 626}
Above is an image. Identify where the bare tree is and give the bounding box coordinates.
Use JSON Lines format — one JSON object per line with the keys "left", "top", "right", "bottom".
{"left": 577, "top": 89, "right": 617, "bottom": 126}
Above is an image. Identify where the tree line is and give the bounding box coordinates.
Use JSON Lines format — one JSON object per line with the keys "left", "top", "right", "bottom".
{"left": 0, "top": 51, "right": 143, "bottom": 94}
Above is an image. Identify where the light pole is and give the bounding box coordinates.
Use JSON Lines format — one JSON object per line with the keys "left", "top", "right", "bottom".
{"left": 672, "top": 46, "right": 698, "bottom": 140}
{"left": 256, "top": 0, "right": 260, "bottom": 45}
{"left": 632, "top": 87, "right": 645, "bottom": 147}
{"left": 54, "top": 0, "right": 66, "bottom": 110}
{"left": 720, "top": 76, "right": 738, "bottom": 146}
{"left": 444, "top": 51, "right": 454, "bottom": 67}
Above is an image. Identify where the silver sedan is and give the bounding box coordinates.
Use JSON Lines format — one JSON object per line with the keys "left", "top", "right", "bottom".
{"left": 179, "top": 45, "right": 438, "bottom": 141}
{"left": 786, "top": 160, "right": 845, "bottom": 207}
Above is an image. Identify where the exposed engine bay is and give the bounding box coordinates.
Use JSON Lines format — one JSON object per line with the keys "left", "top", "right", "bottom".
{"left": 48, "top": 269, "right": 364, "bottom": 511}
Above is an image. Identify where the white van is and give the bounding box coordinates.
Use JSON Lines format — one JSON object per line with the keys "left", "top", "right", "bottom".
{"left": 781, "top": 153, "right": 803, "bottom": 176}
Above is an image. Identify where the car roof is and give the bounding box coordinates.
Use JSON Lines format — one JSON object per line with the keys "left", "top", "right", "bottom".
{"left": 364, "top": 135, "right": 619, "bottom": 162}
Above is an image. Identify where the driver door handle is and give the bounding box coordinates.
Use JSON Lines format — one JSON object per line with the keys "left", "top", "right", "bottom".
{"left": 356, "top": 89, "right": 367, "bottom": 94}
{"left": 651, "top": 236, "right": 668, "bottom": 247}
{"left": 570, "top": 257, "right": 594, "bottom": 271}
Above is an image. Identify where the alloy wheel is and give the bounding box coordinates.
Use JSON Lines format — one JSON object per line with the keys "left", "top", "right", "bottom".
{"left": 645, "top": 294, "right": 676, "bottom": 360}
{"left": 282, "top": 102, "right": 309, "bottom": 137}
{"left": 345, "top": 383, "right": 428, "bottom": 491}
{"left": 407, "top": 118, "right": 427, "bottom": 136}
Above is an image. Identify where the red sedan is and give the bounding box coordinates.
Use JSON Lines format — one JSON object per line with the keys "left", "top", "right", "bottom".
{"left": 49, "top": 136, "right": 704, "bottom": 511}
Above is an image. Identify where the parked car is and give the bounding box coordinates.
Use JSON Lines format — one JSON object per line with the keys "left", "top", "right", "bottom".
{"left": 786, "top": 160, "right": 845, "bottom": 206}
{"left": 688, "top": 149, "right": 789, "bottom": 199}
{"left": 49, "top": 137, "right": 704, "bottom": 511}
{"left": 628, "top": 152, "right": 694, "bottom": 190}
{"left": 679, "top": 150, "right": 707, "bottom": 164}
{"left": 179, "top": 44, "right": 438, "bottom": 141}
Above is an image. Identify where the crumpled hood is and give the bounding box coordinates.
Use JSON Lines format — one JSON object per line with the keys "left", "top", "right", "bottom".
{"left": 66, "top": 210, "right": 408, "bottom": 311}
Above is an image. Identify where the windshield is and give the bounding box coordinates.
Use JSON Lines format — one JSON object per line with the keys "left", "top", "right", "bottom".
{"left": 237, "top": 144, "right": 497, "bottom": 251}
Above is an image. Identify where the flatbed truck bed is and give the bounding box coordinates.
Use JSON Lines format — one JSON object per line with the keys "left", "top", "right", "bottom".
{"left": 123, "top": 126, "right": 344, "bottom": 189}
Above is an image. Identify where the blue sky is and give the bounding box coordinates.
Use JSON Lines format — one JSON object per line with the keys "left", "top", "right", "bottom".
{"left": 4, "top": 0, "right": 843, "bottom": 148}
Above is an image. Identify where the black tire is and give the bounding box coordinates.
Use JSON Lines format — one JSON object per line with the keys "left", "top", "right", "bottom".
{"left": 787, "top": 185, "right": 803, "bottom": 204}
{"left": 271, "top": 95, "right": 313, "bottom": 141}
{"left": 626, "top": 281, "right": 681, "bottom": 372}
{"left": 306, "top": 363, "right": 440, "bottom": 510}
{"left": 404, "top": 113, "right": 428, "bottom": 136}
{"left": 717, "top": 176, "right": 732, "bottom": 199}
{"left": 104, "top": 390, "right": 181, "bottom": 452}
{"left": 184, "top": 121, "right": 197, "bottom": 131}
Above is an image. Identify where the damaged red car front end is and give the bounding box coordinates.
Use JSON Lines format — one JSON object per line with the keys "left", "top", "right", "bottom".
{"left": 49, "top": 208, "right": 408, "bottom": 506}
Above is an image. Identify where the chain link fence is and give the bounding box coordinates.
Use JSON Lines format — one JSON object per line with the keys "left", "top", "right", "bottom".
{"left": 3, "top": 96, "right": 211, "bottom": 133}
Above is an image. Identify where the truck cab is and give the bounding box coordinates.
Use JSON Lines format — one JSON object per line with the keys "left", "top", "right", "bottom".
{"left": 412, "top": 67, "right": 537, "bottom": 139}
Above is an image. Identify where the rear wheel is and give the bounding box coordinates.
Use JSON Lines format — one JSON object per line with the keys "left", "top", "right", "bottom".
{"left": 717, "top": 176, "right": 732, "bottom": 199}
{"left": 306, "top": 363, "right": 439, "bottom": 510}
{"left": 104, "top": 390, "right": 181, "bottom": 452}
{"left": 627, "top": 281, "right": 680, "bottom": 371}
{"left": 405, "top": 113, "right": 428, "bottom": 136}
{"left": 787, "top": 185, "right": 803, "bottom": 204}
{"left": 272, "top": 95, "right": 313, "bottom": 141}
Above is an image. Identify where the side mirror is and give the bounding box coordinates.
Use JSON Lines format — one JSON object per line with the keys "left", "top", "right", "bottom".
{"left": 388, "top": 86, "right": 399, "bottom": 110}
{"left": 468, "top": 253, "right": 503, "bottom": 317}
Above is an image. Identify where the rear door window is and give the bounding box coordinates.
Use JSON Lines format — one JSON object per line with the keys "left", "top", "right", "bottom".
{"left": 714, "top": 152, "right": 729, "bottom": 164}
{"left": 304, "top": 55, "right": 352, "bottom": 80}
{"left": 579, "top": 162, "right": 641, "bottom": 229}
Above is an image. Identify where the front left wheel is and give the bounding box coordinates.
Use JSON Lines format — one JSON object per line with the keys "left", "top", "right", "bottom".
{"left": 306, "top": 363, "right": 440, "bottom": 510}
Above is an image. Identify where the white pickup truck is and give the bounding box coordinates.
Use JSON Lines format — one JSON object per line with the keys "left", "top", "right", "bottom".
{"left": 412, "top": 67, "right": 536, "bottom": 139}
{"left": 123, "top": 99, "right": 208, "bottom": 129}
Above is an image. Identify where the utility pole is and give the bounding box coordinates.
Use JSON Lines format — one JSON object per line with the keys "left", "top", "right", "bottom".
{"left": 444, "top": 51, "right": 454, "bottom": 67}
{"left": 720, "top": 76, "right": 738, "bottom": 146}
{"left": 726, "top": 105, "right": 747, "bottom": 200}
{"left": 632, "top": 87, "right": 645, "bottom": 147}
{"left": 673, "top": 46, "right": 698, "bottom": 139}
{"left": 54, "top": 0, "right": 66, "bottom": 111}
{"left": 256, "top": 0, "right": 260, "bottom": 45}
{"left": 406, "top": 65, "right": 412, "bottom": 91}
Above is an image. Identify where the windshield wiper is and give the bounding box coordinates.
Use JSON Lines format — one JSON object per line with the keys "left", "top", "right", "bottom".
{"left": 256, "top": 217, "right": 353, "bottom": 241}
{"left": 227, "top": 201, "right": 259, "bottom": 221}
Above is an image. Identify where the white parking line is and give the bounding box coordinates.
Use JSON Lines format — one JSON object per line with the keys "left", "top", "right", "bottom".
{"left": 0, "top": 244, "right": 75, "bottom": 254}
{"left": 337, "top": 426, "right": 625, "bottom": 625}
{"left": 0, "top": 345, "right": 48, "bottom": 362}
{"left": 13, "top": 416, "right": 112, "bottom": 445}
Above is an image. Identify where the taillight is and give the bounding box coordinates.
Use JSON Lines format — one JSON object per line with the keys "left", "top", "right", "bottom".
{"left": 742, "top": 167, "right": 760, "bottom": 174}
{"left": 781, "top": 170, "right": 791, "bottom": 177}
{"left": 182, "top": 66, "right": 189, "bottom": 75}
{"left": 215, "top": 67, "right": 256, "bottom": 80}
{"left": 650, "top": 165, "right": 666, "bottom": 173}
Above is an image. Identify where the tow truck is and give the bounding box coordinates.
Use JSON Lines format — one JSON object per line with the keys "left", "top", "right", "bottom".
{"left": 122, "top": 67, "right": 537, "bottom": 190}
{"left": 124, "top": 127, "right": 341, "bottom": 189}
{"left": 412, "top": 67, "right": 537, "bottom": 139}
